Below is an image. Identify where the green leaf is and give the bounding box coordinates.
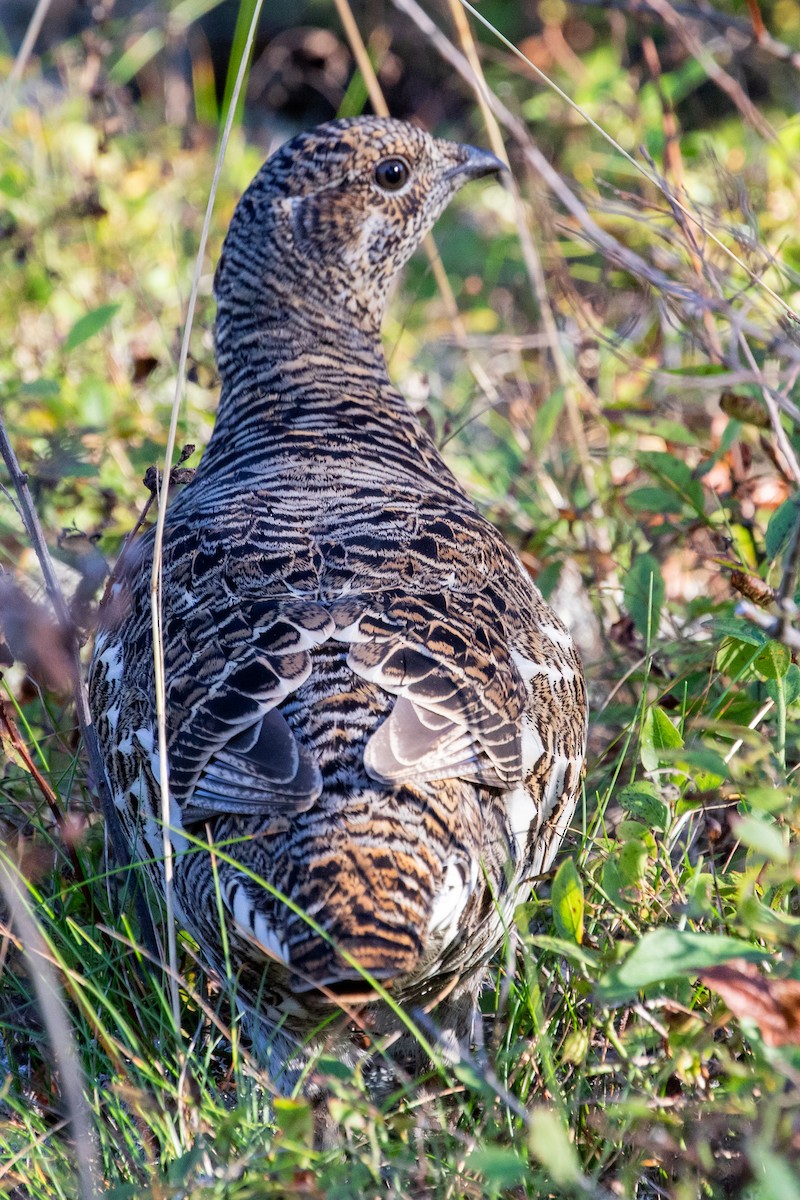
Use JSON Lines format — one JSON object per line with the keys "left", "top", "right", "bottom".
{"left": 273, "top": 1097, "right": 313, "bottom": 1145}
{"left": 618, "top": 838, "right": 650, "bottom": 886}
{"left": 532, "top": 386, "right": 566, "bottom": 448}
{"left": 524, "top": 934, "right": 600, "bottom": 970}
{"left": 745, "top": 787, "right": 792, "bottom": 813}
{"left": 716, "top": 636, "right": 763, "bottom": 682}
{"left": 595, "top": 929, "right": 769, "bottom": 1005}
{"left": 63, "top": 303, "right": 120, "bottom": 352}
{"left": 754, "top": 640, "right": 791, "bottom": 681}
{"left": 640, "top": 706, "right": 683, "bottom": 772}
{"left": 617, "top": 781, "right": 670, "bottom": 831}
{"left": 767, "top": 663, "right": 800, "bottom": 707}
{"left": 551, "top": 857, "right": 584, "bottom": 944}
{"left": 466, "top": 1148, "right": 529, "bottom": 1189}
{"left": 626, "top": 486, "right": 683, "bottom": 514}
{"left": 624, "top": 553, "right": 665, "bottom": 639}
{"left": 675, "top": 747, "right": 729, "bottom": 791}
{"left": 602, "top": 855, "right": 631, "bottom": 911}
{"left": 735, "top": 814, "right": 790, "bottom": 864}
{"left": 712, "top": 617, "right": 768, "bottom": 646}
{"left": 765, "top": 495, "right": 800, "bottom": 560}
{"left": 528, "top": 1107, "right": 583, "bottom": 1186}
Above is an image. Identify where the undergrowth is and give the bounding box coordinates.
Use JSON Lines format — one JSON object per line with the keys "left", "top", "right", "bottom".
{"left": 2, "top": 2, "right": 800, "bottom": 1197}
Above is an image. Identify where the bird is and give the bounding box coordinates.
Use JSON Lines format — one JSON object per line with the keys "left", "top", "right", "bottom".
{"left": 89, "top": 116, "right": 587, "bottom": 1099}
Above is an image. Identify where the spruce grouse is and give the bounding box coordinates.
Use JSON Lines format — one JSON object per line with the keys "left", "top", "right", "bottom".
{"left": 89, "top": 117, "right": 587, "bottom": 1093}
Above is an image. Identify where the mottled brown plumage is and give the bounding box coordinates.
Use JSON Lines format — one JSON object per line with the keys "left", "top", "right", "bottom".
{"left": 89, "top": 117, "right": 587, "bottom": 1094}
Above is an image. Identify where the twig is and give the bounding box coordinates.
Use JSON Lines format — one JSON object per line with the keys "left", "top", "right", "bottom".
{"left": 0, "top": 698, "right": 87, "bottom": 887}
{"left": 0, "top": 0, "right": 54, "bottom": 126}
{"left": 0, "top": 414, "right": 158, "bottom": 958}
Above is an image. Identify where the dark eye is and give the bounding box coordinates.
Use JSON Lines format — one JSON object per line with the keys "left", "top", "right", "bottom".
{"left": 374, "top": 157, "right": 410, "bottom": 192}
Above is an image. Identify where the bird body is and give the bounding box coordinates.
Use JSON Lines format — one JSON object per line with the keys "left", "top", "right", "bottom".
{"left": 90, "top": 117, "right": 586, "bottom": 1092}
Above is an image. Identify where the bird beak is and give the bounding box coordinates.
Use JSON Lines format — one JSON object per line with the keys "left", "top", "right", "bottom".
{"left": 444, "top": 144, "right": 507, "bottom": 183}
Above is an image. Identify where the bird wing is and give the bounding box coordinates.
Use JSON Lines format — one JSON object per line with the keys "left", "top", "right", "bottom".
{"left": 330, "top": 590, "right": 528, "bottom": 788}
{"left": 164, "top": 596, "right": 335, "bottom": 821}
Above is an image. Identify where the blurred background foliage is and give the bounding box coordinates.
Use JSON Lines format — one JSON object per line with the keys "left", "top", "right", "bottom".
{"left": 2, "top": 0, "right": 800, "bottom": 1197}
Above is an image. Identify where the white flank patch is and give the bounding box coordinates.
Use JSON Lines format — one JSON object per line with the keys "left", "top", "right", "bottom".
{"left": 539, "top": 622, "right": 575, "bottom": 651}
{"left": 505, "top": 783, "right": 539, "bottom": 859}
{"left": 542, "top": 757, "right": 569, "bottom": 821}
{"left": 98, "top": 642, "right": 124, "bottom": 685}
{"left": 228, "top": 883, "right": 290, "bottom": 965}
{"left": 520, "top": 720, "right": 545, "bottom": 773}
{"left": 429, "top": 858, "right": 471, "bottom": 942}
{"left": 253, "top": 912, "right": 290, "bottom": 964}
{"left": 511, "top": 648, "right": 573, "bottom": 687}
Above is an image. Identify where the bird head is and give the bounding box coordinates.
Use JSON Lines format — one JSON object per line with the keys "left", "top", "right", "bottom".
{"left": 213, "top": 117, "right": 505, "bottom": 343}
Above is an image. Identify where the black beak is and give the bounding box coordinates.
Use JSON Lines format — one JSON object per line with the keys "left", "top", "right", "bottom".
{"left": 445, "top": 144, "right": 507, "bottom": 183}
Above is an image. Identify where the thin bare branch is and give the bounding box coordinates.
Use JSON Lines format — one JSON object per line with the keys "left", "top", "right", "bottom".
{"left": 0, "top": 0, "right": 54, "bottom": 126}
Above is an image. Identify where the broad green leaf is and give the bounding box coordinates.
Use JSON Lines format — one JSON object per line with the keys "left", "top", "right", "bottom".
{"left": 595, "top": 929, "right": 769, "bottom": 1005}
{"left": 624, "top": 553, "right": 665, "bottom": 639}
{"left": 273, "top": 1097, "right": 313, "bottom": 1145}
{"left": 618, "top": 839, "right": 649, "bottom": 887}
{"left": 745, "top": 787, "right": 792, "bottom": 813}
{"left": 617, "top": 781, "right": 670, "bottom": 831}
{"left": 602, "top": 855, "right": 631, "bottom": 911}
{"left": 528, "top": 1107, "right": 583, "bottom": 1186}
{"left": 674, "top": 747, "right": 729, "bottom": 791}
{"left": 626, "top": 486, "right": 683, "bottom": 514}
{"left": 754, "top": 640, "right": 791, "bottom": 681}
{"left": 63, "top": 303, "right": 120, "bottom": 352}
{"left": 715, "top": 636, "right": 762, "bottom": 682}
{"left": 735, "top": 815, "right": 790, "bottom": 864}
{"left": 638, "top": 450, "right": 694, "bottom": 489}
{"left": 533, "top": 386, "right": 566, "bottom": 448}
{"left": 712, "top": 617, "right": 768, "bottom": 646}
{"left": 524, "top": 934, "right": 599, "bottom": 970}
{"left": 551, "top": 857, "right": 584, "bottom": 944}
{"left": 765, "top": 495, "right": 800, "bottom": 560}
{"left": 640, "top": 706, "right": 683, "bottom": 772}
{"left": 767, "top": 663, "right": 800, "bottom": 707}
{"left": 466, "top": 1148, "right": 529, "bottom": 1189}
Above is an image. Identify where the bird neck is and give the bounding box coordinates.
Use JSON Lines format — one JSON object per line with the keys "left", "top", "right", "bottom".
{"left": 213, "top": 293, "right": 385, "bottom": 392}
{"left": 198, "top": 306, "right": 425, "bottom": 482}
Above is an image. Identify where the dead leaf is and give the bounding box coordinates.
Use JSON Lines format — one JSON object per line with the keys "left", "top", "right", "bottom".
{"left": 0, "top": 577, "right": 73, "bottom": 690}
{"left": 700, "top": 959, "right": 800, "bottom": 1047}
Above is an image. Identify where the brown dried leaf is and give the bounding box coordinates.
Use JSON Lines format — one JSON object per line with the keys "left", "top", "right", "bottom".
{"left": 0, "top": 577, "right": 73, "bottom": 690}
{"left": 700, "top": 959, "right": 800, "bottom": 1047}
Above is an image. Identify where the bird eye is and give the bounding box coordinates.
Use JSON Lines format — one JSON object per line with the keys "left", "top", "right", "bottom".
{"left": 374, "top": 157, "right": 410, "bottom": 192}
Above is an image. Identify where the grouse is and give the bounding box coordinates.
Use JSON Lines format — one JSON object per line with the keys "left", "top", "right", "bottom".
{"left": 89, "top": 117, "right": 587, "bottom": 1094}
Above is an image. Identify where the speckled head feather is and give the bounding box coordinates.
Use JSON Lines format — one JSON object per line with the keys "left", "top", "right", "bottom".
{"left": 89, "top": 116, "right": 585, "bottom": 1101}
{"left": 213, "top": 117, "right": 504, "bottom": 358}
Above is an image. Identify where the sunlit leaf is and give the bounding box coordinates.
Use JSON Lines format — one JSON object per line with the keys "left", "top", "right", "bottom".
{"left": 528, "top": 1108, "right": 582, "bottom": 1186}
{"left": 640, "top": 706, "right": 683, "bottom": 772}
{"left": 596, "top": 929, "right": 769, "bottom": 1005}
{"left": 63, "top": 303, "right": 120, "bottom": 353}
{"left": 624, "top": 553, "right": 665, "bottom": 639}
{"left": 765, "top": 495, "right": 800, "bottom": 560}
{"left": 617, "top": 781, "right": 670, "bottom": 831}
{"left": 551, "top": 857, "right": 584, "bottom": 945}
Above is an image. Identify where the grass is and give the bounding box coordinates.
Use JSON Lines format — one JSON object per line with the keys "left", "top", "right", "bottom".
{"left": 2, "top": 1, "right": 800, "bottom": 1196}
